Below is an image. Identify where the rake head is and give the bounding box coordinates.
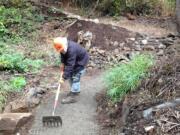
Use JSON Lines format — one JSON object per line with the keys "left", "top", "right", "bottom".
{"left": 42, "top": 116, "right": 62, "bottom": 127}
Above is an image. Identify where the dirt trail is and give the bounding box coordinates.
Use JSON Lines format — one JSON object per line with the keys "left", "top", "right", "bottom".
{"left": 28, "top": 70, "right": 104, "bottom": 135}
{"left": 98, "top": 17, "right": 177, "bottom": 37}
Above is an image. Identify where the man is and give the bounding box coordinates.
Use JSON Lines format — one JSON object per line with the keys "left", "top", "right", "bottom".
{"left": 53, "top": 37, "right": 89, "bottom": 104}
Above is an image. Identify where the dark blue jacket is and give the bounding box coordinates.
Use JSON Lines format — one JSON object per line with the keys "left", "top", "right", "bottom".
{"left": 60, "top": 40, "right": 89, "bottom": 80}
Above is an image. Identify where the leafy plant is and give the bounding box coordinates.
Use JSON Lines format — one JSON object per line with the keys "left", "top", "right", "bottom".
{"left": 0, "top": 76, "right": 26, "bottom": 109}
{"left": 0, "top": 43, "right": 45, "bottom": 72}
{"left": 104, "top": 54, "right": 154, "bottom": 102}
{"left": 22, "top": 59, "right": 45, "bottom": 72}
{"left": 10, "top": 76, "right": 26, "bottom": 91}
{"left": 0, "top": 3, "right": 44, "bottom": 42}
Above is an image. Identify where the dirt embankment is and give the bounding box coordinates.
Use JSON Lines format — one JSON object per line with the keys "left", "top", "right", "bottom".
{"left": 96, "top": 37, "right": 180, "bottom": 135}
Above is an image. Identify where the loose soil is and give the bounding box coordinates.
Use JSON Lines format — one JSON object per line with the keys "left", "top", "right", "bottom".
{"left": 67, "top": 20, "right": 134, "bottom": 50}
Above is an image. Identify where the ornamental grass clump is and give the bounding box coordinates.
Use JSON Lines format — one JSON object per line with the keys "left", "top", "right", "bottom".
{"left": 105, "top": 54, "right": 154, "bottom": 102}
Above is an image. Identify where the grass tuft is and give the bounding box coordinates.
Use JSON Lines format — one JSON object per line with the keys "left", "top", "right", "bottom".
{"left": 104, "top": 54, "right": 154, "bottom": 102}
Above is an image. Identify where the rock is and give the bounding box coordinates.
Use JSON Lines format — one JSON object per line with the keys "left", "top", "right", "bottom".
{"left": 113, "top": 41, "right": 119, "bottom": 47}
{"left": 119, "top": 42, "right": 125, "bottom": 48}
{"left": 36, "top": 87, "right": 46, "bottom": 94}
{"left": 89, "top": 61, "right": 96, "bottom": 67}
{"left": 107, "top": 56, "right": 111, "bottom": 62}
{"left": 160, "top": 38, "right": 174, "bottom": 46}
{"left": 114, "top": 49, "right": 119, "bottom": 54}
{"left": 77, "top": 31, "right": 93, "bottom": 51}
{"left": 5, "top": 98, "right": 29, "bottom": 113}
{"left": 158, "top": 44, "right": 166, "bottom": 49}
{"left": 4, "top": 87, "right": 45, "bottom": 113}
{"left": 134, "top": 45, "right": 142, "bottom": 51}
{"left": 37, "top": 94, "right": 43, "bottom": 98}
{"left": 134, "top": 41, "right": 139, "bottom": 45}
{"left": 97, "top": 49, "right": 105, "bottom": 55}
{"left": 110, "top": 41, "right": 114, "bottom": 46}
{"left": 28, "top": 97, "right": 40, "bottom": 108}
{"left": 123, "top": 47, "right": 131, "bottom": 51}
{"left": 77, "top": 30, "right": 84, "bottom": 43}
{"left": 129, "top": 38, "right": 135, "bottom": 41}
{"left": 85, "top": 18, "right": 99, "bottom": 23}
{"left": 92, "top": 18, "right": 99, "bottom": 23}
{"left": 143, "top": 45, "right": 155, "bottom": 51}
{"left": 167, "top": 33, "right": 176, "bottom": 38}
{"left": 27, "top": 88, "right": 36, "bottom": 97}
{"left": 87, "top": 67, "right": 93, "bottom": 70}
{"left": 117, "top": 54, "right": 130, "bottom": 62}
{"left": 157, "top": 50, "right": 164, "bottom": 56}
{"left": 144, "top": 125, "right": 155, "bottom": 133}
{"left": 83, "top": 31, "right": 93, "bottom": 41}
{"left": 3, "top": 104, "right": 12, "bottom": 113}
{"left": 158, "top": 78, "right": 163, "bottom": 84}
{"left": 26, "top": 88, "right": 42, "bottom": 108}
{"left": 143, "top": 98, "right": 180, "bottom": 119}
{"left": 135, "top": 32, "right": 146, "bottom": 39}
{"left": 141, "top": 39, "right": 148, "bottom": 45}
{"left": 0, "top": 113, "right": 32, "bottom": 134}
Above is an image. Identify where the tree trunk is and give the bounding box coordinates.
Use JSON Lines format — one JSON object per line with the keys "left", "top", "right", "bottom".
{"left": 176, "top": 0, "right": 180, "bottom": 33}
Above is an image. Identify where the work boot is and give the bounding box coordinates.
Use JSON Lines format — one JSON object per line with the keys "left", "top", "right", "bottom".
{"left": 61, "top": 92, "right": 80, "bottom": 104}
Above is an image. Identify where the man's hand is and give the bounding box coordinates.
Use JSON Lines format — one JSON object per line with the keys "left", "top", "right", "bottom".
{"left": 59, "top": 77, "right": 65, "bottom": 84}
{"left": 59, "top": 71, "right": 64, "bottom": 84}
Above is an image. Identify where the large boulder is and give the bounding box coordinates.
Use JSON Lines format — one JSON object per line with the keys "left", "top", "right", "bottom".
{"left": 4, "top": 87, "right": 45, "bottom": 113}
{"left": 4, "top": 97, "right": 29, "bottom": 113}
{"left": 0, "top": 113, "right": 33, "bottom": 134}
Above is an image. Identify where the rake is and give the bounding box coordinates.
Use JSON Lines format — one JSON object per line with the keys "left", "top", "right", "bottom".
{"left": 42, "top": 73, "right": 63, "bottom": 127}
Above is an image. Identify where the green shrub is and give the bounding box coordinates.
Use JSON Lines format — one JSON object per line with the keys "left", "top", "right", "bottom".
{"left": 0, "top": 76, "right": 26, "bottom": 92}
{"left": 105, "top": 54, "right": 154, "bottom": 102}
{"left": 22, "top": 59, "right": 45, "bottom": 72}
{"left": 0, "top": 42, "right": 45, "bottom": 72}
{"left": 0, "top": 4, "right": 44, "bottom": 42}
{"left": 0, "top": 76, "right": 26, "bottom": 109}
{"left": 0, "top": 52, "right": 45, "bottom": 72}
{"left": 10, "top": 76, "right": 26, "bottom": 91}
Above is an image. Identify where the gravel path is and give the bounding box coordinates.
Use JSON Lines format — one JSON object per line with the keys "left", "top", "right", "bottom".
{"left": 29, "top": 71, "right": 104, "bottom": 135}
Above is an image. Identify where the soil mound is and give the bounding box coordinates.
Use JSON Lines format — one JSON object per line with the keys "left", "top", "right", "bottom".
{"left": 67, "top": 20, "right": 133, "bottom": 50}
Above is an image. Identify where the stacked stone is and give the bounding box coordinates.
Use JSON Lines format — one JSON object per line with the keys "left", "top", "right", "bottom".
{"left": 78, "top": 31, "right": 178, "bottom": 69}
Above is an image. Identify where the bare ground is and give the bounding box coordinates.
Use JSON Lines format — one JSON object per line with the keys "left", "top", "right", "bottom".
{"left": 98, "top": 16, "right": 177, "bottom": 37}
{"left": 27, "top": 69, "right": 105, "bottom": 135}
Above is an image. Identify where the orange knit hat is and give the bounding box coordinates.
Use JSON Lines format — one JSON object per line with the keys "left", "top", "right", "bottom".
{"left": 53, "top": 37, "right": 66, "bottom": 52}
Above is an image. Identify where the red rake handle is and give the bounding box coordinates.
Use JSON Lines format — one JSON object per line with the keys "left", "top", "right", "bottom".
{"left": 52, "top": 73, "right": 63, "bottom": 116}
